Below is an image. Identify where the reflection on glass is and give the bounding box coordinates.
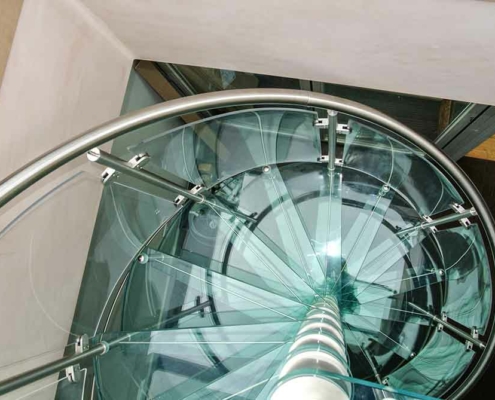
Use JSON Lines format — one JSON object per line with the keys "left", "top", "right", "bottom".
{"left": 128, "top": 108, "right": 321, "bottom": 187}
{"left": 343, "top": 116, "right": 463, "bottom": 216}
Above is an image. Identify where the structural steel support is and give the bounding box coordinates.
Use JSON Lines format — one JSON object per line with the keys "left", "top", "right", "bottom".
{"left": 435, "top": 104, "right": 495, "bottom": 161}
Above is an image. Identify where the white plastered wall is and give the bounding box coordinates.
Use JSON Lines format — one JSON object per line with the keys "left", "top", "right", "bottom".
{"left": 0, "top": 0, "right": 134, "bottom": 398}
{"left": 80, "top": 0, "right": 495, "bottom": 106}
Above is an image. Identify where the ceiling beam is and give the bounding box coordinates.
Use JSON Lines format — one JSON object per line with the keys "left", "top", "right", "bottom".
{"left": 434, "top": 104, "right": 495, "bottom": 161}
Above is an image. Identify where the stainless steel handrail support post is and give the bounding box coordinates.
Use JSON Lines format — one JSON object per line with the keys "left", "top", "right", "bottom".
{"left": 87, "top": 148, "right": 255, "bottom": 223}
{"left": 0, "top": 297, "right": 214, "bottom": 396}
{"left": 87, "top": 148, "right": 204, "bottom": 203}
{"left": 409, "top": 303, "right": 486, "bottom": 349}
{"left": 0, "top": 343, "right": 108, "bottom": 396}
{"left": 397, "top": 208, "right": 477, "bottom": 236}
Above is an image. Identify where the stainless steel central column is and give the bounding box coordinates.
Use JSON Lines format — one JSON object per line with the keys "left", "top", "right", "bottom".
{"left": 270, "top": 297, "right": 350, "bottom": 400}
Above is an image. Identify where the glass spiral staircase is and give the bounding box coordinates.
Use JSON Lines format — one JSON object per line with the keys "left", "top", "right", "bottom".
{"left": 0, "top": 90, "right": 493, "bottom": 400}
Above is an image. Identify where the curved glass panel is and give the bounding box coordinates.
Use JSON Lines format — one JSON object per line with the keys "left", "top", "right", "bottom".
{"left": 0, "top": 156, "right": 181, "bottom": 391}
{"left": 95, "top": 324, "right": 298, "bottom": 399}
{"left": 70, "top": 174, "right": 178, "bottom": 337}
{"left": 2, "top": 370, "right": 87, "bottom": 400}
{"left": 388, "top": 331, "right": 474, "bottom": 397}
{"left": 128, "top": 108, "right": 321, "bottom": 187}
{"left": 343, "top": 116, "right": 464, "bottom": 216}
{"left": 437, "top": 224, "right": 492, "bottom": 334}
{"left": 0, "top": 158, "right": 102, "bottom": 383}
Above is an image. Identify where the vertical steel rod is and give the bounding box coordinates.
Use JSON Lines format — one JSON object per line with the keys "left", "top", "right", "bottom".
{"left": 327, "top": 110, "right": 338, "bottom": 171}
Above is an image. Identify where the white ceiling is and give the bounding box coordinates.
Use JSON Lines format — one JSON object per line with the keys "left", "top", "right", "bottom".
{"left": 80, "top": 0, "right": 495, "bottom": 105}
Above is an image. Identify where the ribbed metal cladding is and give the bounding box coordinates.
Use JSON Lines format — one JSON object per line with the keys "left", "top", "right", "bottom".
{"left": 270, "top": 297, "right": 350, "bottom": 400}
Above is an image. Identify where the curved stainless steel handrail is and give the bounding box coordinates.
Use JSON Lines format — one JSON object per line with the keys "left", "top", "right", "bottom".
{"left": 0, "top": 89, "right": 493, "bottom": 398}
{"left": 0, "top": 90, "right": 455, "bottom": 207}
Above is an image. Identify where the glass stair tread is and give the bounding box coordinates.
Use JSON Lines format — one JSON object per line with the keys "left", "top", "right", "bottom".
{"left": 96, "top": 327, "right": 294, "bottom": 400}
{"left": 179, "top": 344, "right": 291, "bottom": 400}
{"left": 251, "top": 165, "right": 326, "bottom": 290}
{"left": 123, "top": 251, "right": 311, "bottom": 332}
{"left": 178, "top": 199, "right": 318, "bottom": 303}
